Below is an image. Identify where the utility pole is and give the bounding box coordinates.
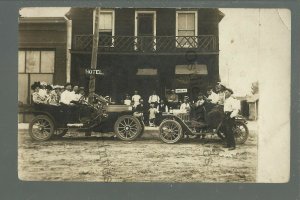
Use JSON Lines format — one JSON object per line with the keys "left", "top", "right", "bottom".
{"left": 89, "top": 7, "right": 100, "bottom": 103}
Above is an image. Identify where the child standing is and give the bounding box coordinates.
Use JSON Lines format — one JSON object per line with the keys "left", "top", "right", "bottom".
{"left": 148, "top": 103, "right": 157, "bottom": 127}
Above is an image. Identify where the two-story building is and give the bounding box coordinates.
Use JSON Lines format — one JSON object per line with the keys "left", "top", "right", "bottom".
{"left": 66, "top": 8, "right": 224, "bottom": 102}
{"left": 18, "top": 16, "right": 70, "bottom": 122}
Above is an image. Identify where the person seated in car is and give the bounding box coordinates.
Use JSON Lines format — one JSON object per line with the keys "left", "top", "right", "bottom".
{"left": 71, "top": 85, "right": 82, "bottom": 101}
{"left": 51, "top": 85, "right": 61, "bottom": 104}
{"left": 45, "top": 85, "right": 58, "bottom": 105}
{"left": 31, "top": 82, "right": 46, "bottom": 104}
{"left": 180, "top": 96, "right": 191, "bottom": 113}
{"left": 124, "top": 94, "right": 132, "bottom": 106}
{"left": 78, "top": 87, "right": 88, "bottom": 104}
{"left": 60, "top": 83, "right": 77, "bottom": 105}
{"left": 38, "top": 81, "right": 48, "bottom": 99}
{"left": 206, "top": 86, "right": 219, "bottom": 104}
{"left": 194, "top": 93, "right": 206, "bottom": 121}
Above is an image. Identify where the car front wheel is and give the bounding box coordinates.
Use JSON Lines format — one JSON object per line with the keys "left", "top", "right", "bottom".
{"left": 159, "top": 120, "right": 183, "bottom": 144}
{"left": 114, "top": 115, "right": 142, "bottom": 141}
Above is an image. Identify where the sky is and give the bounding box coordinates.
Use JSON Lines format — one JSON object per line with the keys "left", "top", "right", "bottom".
{"left": 19, "top": 8, "right": 291, "bottom": 96}
{"left": 219, "top": 8, "right": 290, "bottom": 96}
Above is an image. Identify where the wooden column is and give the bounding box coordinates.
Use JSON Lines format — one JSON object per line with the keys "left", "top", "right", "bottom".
{"left": 88, "top": 7, "right": 100, "bottom": 102}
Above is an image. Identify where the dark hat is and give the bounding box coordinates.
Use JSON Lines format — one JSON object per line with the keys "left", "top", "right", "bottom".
{"left": 46, "top": 85, "right": 53, "bottom": 90}
{"left": 30, "top": 82, "right": 40, "bottom": 90}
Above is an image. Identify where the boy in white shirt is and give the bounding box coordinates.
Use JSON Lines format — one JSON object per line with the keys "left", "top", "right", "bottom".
{"left": 132, "top": 90, "right": 141, "bottom": 108}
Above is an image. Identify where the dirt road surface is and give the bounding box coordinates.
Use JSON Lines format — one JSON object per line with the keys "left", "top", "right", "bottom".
{"left": 18, "top": 123, "right": 257, "bottom": 183}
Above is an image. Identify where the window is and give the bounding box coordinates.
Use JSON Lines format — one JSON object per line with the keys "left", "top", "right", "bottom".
{"left": 176, "top": 11, "right": 198, "bottom": 48}
{"left": 93, "top": 10, "right": 115, "bottom": 47}
{"left": 18, "top": 50, "right": 55, "bottom": 104}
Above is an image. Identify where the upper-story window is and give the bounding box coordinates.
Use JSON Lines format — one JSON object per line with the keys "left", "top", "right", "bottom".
{"left": 93, "top": 9, "right": 115, "bottom": 47}
{"left": 176, "top": 11, "right": 198, "bottom": 48}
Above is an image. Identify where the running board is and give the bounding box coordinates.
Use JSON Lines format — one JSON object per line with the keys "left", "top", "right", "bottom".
{"left": 67, "top": 123, "right": 84, "bottom": 127}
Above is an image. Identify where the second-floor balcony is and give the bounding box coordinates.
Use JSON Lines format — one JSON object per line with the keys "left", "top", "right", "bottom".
{"left": 73, "top": 35, "right": 218, "bottom": 54}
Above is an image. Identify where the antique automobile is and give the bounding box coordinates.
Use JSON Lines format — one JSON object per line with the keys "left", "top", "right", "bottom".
{"left": 158, "top": 103, "right": 249, "bottom": 144}
{"left": 20, "top": 94, "right": 144, "bottom": 141}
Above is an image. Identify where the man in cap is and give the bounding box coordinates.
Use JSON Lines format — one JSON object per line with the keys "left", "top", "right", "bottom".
{"left": 223, "top": 87, "right": 240, "bottom": 150}
{"left": 60, "top": 83, "right": 75, "bottom": 105}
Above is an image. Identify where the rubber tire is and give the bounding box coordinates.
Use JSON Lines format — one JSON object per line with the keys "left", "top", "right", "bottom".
{"left": 159, "top": 120, "right": 183, "bottom": 144}
{"left": 114, "top": 115, "right": 142, "bottom": 141}
{"left": 234, "top": 121, "right": 249, "bottom": 144}
{"left": 29, "top": 115, "right": 54, "bottom": 141}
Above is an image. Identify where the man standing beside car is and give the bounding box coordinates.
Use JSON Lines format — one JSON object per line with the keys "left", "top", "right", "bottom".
{"left": 223, "top": 87, "right": 240, "bottom": 150}
{"left": 132, "top": 90, "right": 141, "bottom": 108}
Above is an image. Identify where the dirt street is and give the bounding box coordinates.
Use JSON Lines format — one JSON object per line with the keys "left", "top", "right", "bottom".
{"left": 18, "top": 124, "right": 257, "bottom": 183}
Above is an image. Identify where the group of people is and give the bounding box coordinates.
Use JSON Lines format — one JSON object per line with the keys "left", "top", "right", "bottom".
{"left": 31, "top": 81, "right": 88, "bottom": 105}
{"left": 31, "top": 81, "right": 239, "bottom": 150}
{"left": 122, "top": 84, "right": 233, "bottom": 127}
{"left": 126, "top": 83, "right": 239, "bottom": 150}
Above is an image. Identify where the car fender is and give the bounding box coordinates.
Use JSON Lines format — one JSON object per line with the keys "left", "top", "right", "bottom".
{"left": 30, "top": 111, "right": 57, "bottom": 127}
{"left": 159, "top": 114, "right": 193, "bottom": 134}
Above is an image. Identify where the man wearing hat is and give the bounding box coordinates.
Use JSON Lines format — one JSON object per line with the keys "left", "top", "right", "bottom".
{"left": 167, "top": 89, "right": 179, "bottom": 109}
{"left": 223, "top": 87, "right": 240, "bottom": 150}
{"left": 60, "top": 83, "right": 75, "bottom": 105}
{"left": 31, "top": 82, "right": 46, "bottom": 104}
{"left": 38, "top": 81, "right": 48, "bottom": 99}
{"left": 216, "top": 82, "right": 227, "bottom": 105}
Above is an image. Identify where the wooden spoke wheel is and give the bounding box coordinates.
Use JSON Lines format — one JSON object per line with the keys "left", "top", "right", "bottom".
{"left": 233, "top": 121, "right": 249, "bottom": 144}
{"left": 114, "top": 115, "right": 142, "bottom": 141}
{"left": 159, "top": 120, "right": 183, "bottom": 144}
{"left": 29, "top": 115, "right": 54, "bottom": 141}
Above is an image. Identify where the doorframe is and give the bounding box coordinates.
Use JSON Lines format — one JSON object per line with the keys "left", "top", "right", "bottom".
{"left": 134, "top": 10, "right": 157, "bottom": 51}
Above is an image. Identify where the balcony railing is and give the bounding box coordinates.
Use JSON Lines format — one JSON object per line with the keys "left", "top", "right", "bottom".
{"left": 73, "top": 35, "right": 218, "bottom": 53}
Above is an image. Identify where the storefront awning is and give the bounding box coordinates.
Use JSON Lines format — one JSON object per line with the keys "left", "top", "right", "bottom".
{"left": 175, "top": 64, "right": 207, "bottom": 75}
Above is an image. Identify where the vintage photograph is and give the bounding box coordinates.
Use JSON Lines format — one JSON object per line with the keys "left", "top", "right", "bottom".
{"left": 17, "top": 7, "right": 290, "bottom": 182}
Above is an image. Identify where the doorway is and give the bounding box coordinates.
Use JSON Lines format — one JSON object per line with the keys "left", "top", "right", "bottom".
{"left": 135, "top": 11, "right": 156, "bottom": 51}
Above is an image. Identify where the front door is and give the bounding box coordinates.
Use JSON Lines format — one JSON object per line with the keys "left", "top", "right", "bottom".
{"left": 135, "top": 12, "right": 156, "bottom": 51}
